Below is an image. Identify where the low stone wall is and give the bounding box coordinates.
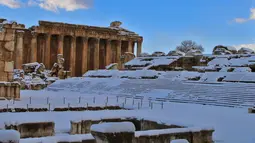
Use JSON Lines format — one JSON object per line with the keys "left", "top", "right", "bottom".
{"left": 89, "top": 122, "right": 214, "bottom": 143}
{"left": 70, "top": 118, "right": 183, "bottom": 134}
{"left": 0, "top": 82, "right": 20, "bottom": 100}
{"left": 0, "top": 106, "right": 123, "bottom": 113}
{"left": 5, "top": 122, "right": 54, "bottom": 138}
{"left": 135, "top": 128, "right": 214, "bottom": 143}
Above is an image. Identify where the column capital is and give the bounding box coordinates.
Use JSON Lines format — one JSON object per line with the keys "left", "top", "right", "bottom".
{"left": 58, "top": 35, "right": 64, "bottom": 40}
{"left": 137, "top": 37, "right": 143, "bottom": 42}
{"left": 106, "top": 39, "right": 112, "bottom": 44}
{"left": 16, "top": 31, "right": 25, "bottom": 38}
{"left": 94, "top": 38, "right": 100, "bottom": 43}
{"left": 31, "top": 32, "right": 38, "bottom": 38}
{"left": 44, "top": 33, "right": 52, "bottom": 39}
{"left": 82, "top": 37, "right": 88, "bottom": 42}
{"left": 116, "top": 40, "right": 122, "bottom": 44}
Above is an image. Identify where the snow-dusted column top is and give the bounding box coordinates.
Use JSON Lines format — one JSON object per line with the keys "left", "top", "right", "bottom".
{"left": 0, "top": 130, "right": 20, "bottom": 143}
{"left": 91, "top": 122, "right": 136, "bottom": 133}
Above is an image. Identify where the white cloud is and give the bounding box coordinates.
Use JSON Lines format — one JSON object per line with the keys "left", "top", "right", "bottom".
{"left": 233, "top": 44, "right": 255, "bottom": 51}
{"left": 234, "top": 8, "right": 255, "bottom": 23}
{"left": 0, "top": 0, "right": 22, "bottom": 8}
{"left": 0, "top": 0, "right": 92, "bottom": 12}
{"left": 234, "top": 18, "right": 248, "bottom": 23}
{"left": 30, "top": 0, "right": 93, "bottom": 12}
{"left": 250, "top": 8, "right": 255, "bottom": 19}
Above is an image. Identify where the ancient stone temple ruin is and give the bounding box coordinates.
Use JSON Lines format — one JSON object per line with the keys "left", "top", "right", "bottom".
{"left": 0, "top": 19, "right": 20, "bottom": 99}
{"left": 1, "top": 19, "right": 143, "bottom": 77}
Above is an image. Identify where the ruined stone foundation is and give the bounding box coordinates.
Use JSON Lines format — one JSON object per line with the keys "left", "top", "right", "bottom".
{"left": 0, "top": 21, "right": 21, "bottom": 99}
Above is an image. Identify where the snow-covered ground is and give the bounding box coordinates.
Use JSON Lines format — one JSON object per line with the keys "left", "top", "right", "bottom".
{"left": 1, "top": 71, "right": 255, "bottom": 143}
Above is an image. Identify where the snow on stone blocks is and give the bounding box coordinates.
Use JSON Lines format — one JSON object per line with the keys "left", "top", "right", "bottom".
{"left": 0, "top": 130, "right": 20, "bottom": 143}
{"left": 91, "top": 122, "right": 136, "bottom": 143}
{"left": 70, "top": 117, "right": 183, "bottom": 135}
{"left": 135, "top": 127, "right": 214, "bottom": 143}
{"left": 5, "top": 122, "right": 55, "bottom": 138}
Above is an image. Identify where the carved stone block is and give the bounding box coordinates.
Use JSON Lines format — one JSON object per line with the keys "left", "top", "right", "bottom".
{"left": 0, "top": 72, "right": 8, "bottom": 81}
{"left": 4, "top": 41, "right": 15, "bottom": 52}
{"left": 4, "top": 61, "right": 14, "bottom": 72}
{"left": 4, "top": 33, "right": 15, "bottom": 41}
{"left": 0, "top": 61, "right": 4, "bottom": 71}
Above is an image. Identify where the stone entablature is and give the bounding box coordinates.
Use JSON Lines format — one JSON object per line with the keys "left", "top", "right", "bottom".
{"left": 31, "top": 21, "right": 143, "bottom": 42}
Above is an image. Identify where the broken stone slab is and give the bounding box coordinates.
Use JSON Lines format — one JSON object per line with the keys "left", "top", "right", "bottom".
{"left": 5, "top": 122, "right": 55, "bottom": 138}
{"left": 22, "top": 62, "right": 40, "bottom": 74}
{"left": 91, "top": 122, "right": 136, "bottom": 143}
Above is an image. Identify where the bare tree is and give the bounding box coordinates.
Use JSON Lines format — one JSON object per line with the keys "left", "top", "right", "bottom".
{"left": 176, "top": 40, "right": 204, "bottom": 53}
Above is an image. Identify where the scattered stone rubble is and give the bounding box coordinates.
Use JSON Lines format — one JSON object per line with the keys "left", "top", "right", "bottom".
{"left": 14, "top": 54, "right": 70, "bottom": 90}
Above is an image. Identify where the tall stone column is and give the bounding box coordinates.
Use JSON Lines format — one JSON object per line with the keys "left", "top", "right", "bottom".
{"left": 128, "top": 40, "right": 133, "bottom": 53}
{"left": 94, "top": 38, "right": 100, "bottom": 70}
{"left": 105, "top": 39, "right": 112, "bottom": 66}
{"left": 82, "top": 37, "right": 88, "bottom": 74}
{"left": 70, "top": 36, "right": 76, "bottom": 76}
{"left": 30, "top": 32, "right": 37, "bottom": 62}
{"left": 45, "top": 34, "right": 51, "bottom": 69}
{"left": 137, "top": 41, "right": 142, "bottom": 57}
{"left": 116, "top": 40, "right": 122, "bottom": 69}
{"left": 58, "top": 35, "right": 64, "bottom": 55}
{"left": 16, "top": 31, "right": 24, "bottom": 69}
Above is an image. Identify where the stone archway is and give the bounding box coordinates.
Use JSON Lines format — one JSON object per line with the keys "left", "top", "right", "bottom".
{"left": 37, "top": 34, "right": 46, "bottom": 64}
{"left": 63, "top": 36, "right": 72, "bottom": 71}
{"left": 50, "top": 35, "right": 58, "bottom": 67}
{"left": 75, "top": 37, "right": 83, "bottom": 76}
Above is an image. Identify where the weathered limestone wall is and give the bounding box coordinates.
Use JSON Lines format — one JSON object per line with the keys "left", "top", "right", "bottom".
{"left": 5, "top": 122, "right": 55, "bottom": 138}
{"left": 0, "top": 20, "right": 21, "bottom": 99}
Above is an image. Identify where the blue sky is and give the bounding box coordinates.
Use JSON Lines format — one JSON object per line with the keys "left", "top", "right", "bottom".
{"left": 0, "top": 0, "right": 254, "bottom": 54}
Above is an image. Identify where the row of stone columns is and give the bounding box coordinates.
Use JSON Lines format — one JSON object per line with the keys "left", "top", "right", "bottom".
{"left": 15, "top": 32, "right": 142, "bottom": 76}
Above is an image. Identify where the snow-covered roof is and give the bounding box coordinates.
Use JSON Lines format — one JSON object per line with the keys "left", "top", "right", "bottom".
{"left": 125, "top": 56, "right": 179, "bottom": 68}
{"left": 226, "top": 46, "right": 237, "bottom": 51}
{"left": 234, "top": 44, "right": 255, "bottom": 51}
{"left": 168, "top": 50, "right": 185, "bottom": 56}
{"left": 238, "top": 47, "right": 255, "bottom": 54}
{"left": 83, "top": 70, "right": 161, "bottom": 78}
{"left": 208, "top": 57, "right": 229, "bottom": 67}
{"left": 233, "top": 67, "right": 251, "bottom": 72}
{"left": 185, "top": 49, "right": 202, "bottom": 56}
{"left": 229, "top": 58, "right": 249, "bottom": 67}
